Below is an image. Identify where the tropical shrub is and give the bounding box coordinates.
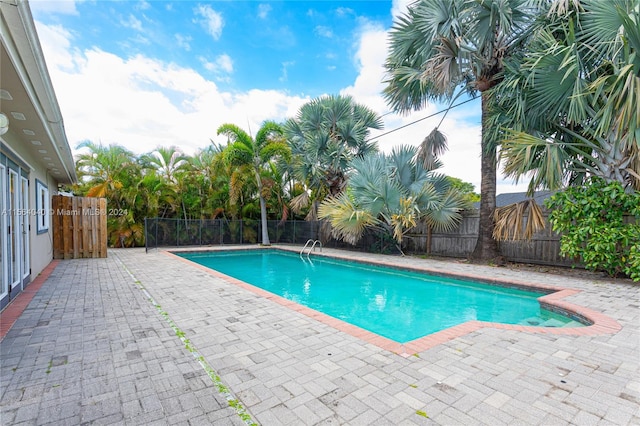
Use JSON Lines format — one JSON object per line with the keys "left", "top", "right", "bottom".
{"left": 546, "top": 179, "right": 640, "bottom": 281}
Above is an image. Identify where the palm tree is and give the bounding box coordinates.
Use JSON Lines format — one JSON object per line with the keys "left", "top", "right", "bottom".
{"left": 140, "top": 146, "right": 192, "bottom": 220}
{"left": 184, "top": 145, "right": 229, "bottom": 219}
{"left": 75, "top": 141, "right": 138, "bottom": 200}
{"left": 318, "top": 145, "right": 469, "bottom": 254}
{"left": 284, "top": 94, "right": 383, "bottom": 219}
{"left": 217, "top": 121, "right": 290, "bottom": 245}
{"left": 141, "top": 146, "right": 188, "bottom": 184}
{"left": 75, "top": 141, "right": 144, "bottom": 247}
{"left": 383, "top": 0, "right": 541, "bottom": 260}
{"left": 492, "top": 0, "right": 639, "bottom": 193}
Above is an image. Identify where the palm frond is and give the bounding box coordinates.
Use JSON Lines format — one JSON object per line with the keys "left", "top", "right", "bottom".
{"left": 580, "top": 0, "right": 635, "bottom": 62}
{"left": 422, "top": 36, "right": 462, "bottom": 97}
{"left": 388, "top": 145, "right": 419, "bottom": 189}
{"left": 424, "top": 189, "right": 466, "bottom": 232}
{"left": 318, "top": 194, "right": 377, "bottom": 245}
{"left": 493, "top": 199, "right": 546, "bottom": 241}
{"left": 254, "top": 120, "right": 283, "bottom": 149}
{"left": 418, "top": 128, "right": 448, "bottom": 170}
{"left": 290, "top": 191, "right": 310, "bottom": 214}
{"left": 390, "top": 197, "right": 418, "bottom": 244}
{"left": 500, "top": 130, "right": 581, "bottom": 190}
{"left": 546, "top": 0, "right": 583, "bottom": 17}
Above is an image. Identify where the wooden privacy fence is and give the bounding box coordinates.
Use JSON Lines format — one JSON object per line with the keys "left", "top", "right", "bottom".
{"left": 52, "top": 195, "right": 108, "bottom": 259}
{"left": 404, "top": 210, "right": 574, "bottom": 266}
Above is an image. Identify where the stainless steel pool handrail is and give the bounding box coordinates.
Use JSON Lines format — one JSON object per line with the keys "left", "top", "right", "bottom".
{"left": 310, "top": 240, "right": 322, "bottom": 254}
{"left": 300, "top": 239, "right": 322, "bottom": 258}
{"left": 300, "top": 239, "right": 314, "bottom": 257}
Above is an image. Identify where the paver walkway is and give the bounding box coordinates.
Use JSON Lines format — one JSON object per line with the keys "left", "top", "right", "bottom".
{"left": 1, "top": 246, "right": 639, "bottom": 425}
{"left": 0, "top": 254, "right": 245, "bottom": 425}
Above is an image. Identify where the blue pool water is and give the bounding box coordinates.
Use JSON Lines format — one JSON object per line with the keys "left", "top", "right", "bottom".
{"left": 177, "top": 250, "right": 583, "bottom": 343}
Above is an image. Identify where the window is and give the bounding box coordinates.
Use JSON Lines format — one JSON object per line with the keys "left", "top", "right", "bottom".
{"left": 36, "top": 180, "right": 49, "bottom": 233}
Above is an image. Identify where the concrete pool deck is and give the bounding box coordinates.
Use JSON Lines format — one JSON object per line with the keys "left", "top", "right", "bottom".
{"left": 1, "top": 246, "right": 639, "bottom": 425}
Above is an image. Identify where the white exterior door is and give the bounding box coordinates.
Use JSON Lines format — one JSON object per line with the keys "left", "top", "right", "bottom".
{"left": 20, "top": 176, "right": 29, "bottom": 281}
{"left": 3, "top": 167, "right": 29, "bottom": 295}
{"left": 0, "top": 164, "right": 6, "bottom": 302}
{"left": 8, "top": 168, "right": 20, "bottom": 291}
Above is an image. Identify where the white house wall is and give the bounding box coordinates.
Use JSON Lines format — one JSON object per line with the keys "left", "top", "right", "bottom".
{"left": 1, "top": 131, "right": 61, "bottom": 280}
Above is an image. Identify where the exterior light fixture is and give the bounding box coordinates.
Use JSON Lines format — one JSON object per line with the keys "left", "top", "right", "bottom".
{"left": 0, "top": 113, "right": 9, "bottom": 135}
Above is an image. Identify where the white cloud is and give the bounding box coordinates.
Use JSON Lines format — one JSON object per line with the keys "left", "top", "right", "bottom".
{"left": 201, "top": 54, "right": 234, "bottom": 76}
{"left": 30, "top": 0, "right": 79, "bottom": 15}
{"left": 279, "top": 61, "right": 295, "bottom": 82}
{"left": 135, "top": 1, "right": 151, "bottom": 11}
{"left": 194, "top": 5, "right": 224, "bottom": 40}
{"left": 35, "top": 23, "right": 76, "bottom": 72}
{"left": 340, "top": 20, "right": 390, "bottom": 114}
{"left": 391, "top": 0, "right": 413, "bottom": 19}
{"left": 315, "top": 26, "right": 334, "bottom": 39}
{"left": 175, "top": 34, "right": 192, "bottom": 51}
{"left": 126, "top": 33, "right": 150, "bottom": 46}
{"left": 122, "top": 14, "right": 142, "bottom": 31}
{"left": 36, "top": 21, "right": 308, "bottom": 158}
{"left": 257, "top": 4, "right": 271, "bottom": 19}
{"left": 335, "top": 7, "right": 355, "bottom": 17}
{"left": 215, "top": 54, "right": 233, "bottom": 73}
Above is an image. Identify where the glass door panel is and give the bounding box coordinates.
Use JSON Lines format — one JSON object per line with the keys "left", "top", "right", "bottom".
{"left": 20, "top": 176, "right": 29, "bottom": 280}
{"left": 0, "top": 165, "right": 6, "bottom": 300}
{"left": 8, "top": 169, "right": 19, "bottom": 290}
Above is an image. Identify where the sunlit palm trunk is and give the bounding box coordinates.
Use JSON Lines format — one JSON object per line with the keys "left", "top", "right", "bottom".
{"left": 472, "top": 92, "right": 499, "bottom": 260}
{"left": 259, "top": 195, "right": 270, "bottom": 245}
{"left": 255, "top": 169, "right": 271, "bottom": 246}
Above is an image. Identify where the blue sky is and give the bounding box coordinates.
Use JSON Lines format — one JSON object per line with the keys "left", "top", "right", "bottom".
{"left": 31, "top": 0, "right": 528, "bottom": 194}
{"left": 35, "top": 1, "right": 392, "bottom": 95}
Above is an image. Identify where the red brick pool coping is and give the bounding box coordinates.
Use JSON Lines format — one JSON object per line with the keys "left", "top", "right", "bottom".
{"left": 0, "top": 260, "right": 60, "bottom": 341}
{"left": 164, "top": 249, "right": 621, "bottom": 357}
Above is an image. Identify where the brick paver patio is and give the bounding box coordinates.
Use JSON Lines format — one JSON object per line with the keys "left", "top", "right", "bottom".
{"left": 1, "top": 246, "right": 639, "bottom": 425}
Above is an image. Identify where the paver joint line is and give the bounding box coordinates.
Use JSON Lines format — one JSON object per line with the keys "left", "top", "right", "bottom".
{"left": 112, "top": 250, "right": 259, "bottom": 426}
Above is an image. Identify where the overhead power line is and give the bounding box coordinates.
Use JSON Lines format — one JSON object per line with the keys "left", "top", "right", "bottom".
{"left": 368, "top": 97, "right": 478, "bottom": 143}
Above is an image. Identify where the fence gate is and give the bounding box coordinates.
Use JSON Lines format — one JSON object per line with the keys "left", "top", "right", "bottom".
{"left": 52, "top": 195, "right": 108, "bottom": 259}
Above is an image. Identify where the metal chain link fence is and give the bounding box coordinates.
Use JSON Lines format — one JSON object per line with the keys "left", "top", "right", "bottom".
{"left": 144, "top": 218, "right": 399, "bottom": 254}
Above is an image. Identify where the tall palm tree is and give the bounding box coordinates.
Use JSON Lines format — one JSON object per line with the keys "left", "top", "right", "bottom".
{"left": 492, "top": 0, "right": 640, "bottom": 192}
{"left": 284, "top": 94, "right": 383, "bottom": 219}
{"left": 319, "top": 145, "right": 469, "bottom": 254}
{"left": 383, "top": 0, "right": 540, "bottom": 260}
{"left": 217, "top": 121, "right": 290, "bottom": 245}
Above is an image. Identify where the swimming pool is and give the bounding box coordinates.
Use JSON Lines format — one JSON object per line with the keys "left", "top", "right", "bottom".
{"left": 176, "top": 250, "right": 584, "bottom": 343}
